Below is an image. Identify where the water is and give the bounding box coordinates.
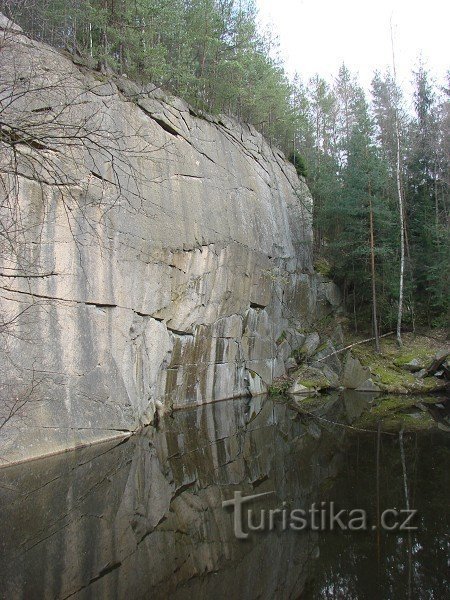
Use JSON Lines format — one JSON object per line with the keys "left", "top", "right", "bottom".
{"left": 0, "top": 393, "right": 448, "bottom": 599}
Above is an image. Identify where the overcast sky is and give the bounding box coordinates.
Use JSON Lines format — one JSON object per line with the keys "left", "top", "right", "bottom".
{"left": 256, "top": 0, "right": 449, "bottom": 92}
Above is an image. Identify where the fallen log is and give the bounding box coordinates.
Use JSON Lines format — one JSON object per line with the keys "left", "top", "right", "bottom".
{"left": 316, "top": 332, "right": 394, "bottom": 362}
{"left": 418, "top": 348, "right": 450, "bottom": 378}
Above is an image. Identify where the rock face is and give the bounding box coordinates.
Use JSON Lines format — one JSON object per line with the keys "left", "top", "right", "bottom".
{"left": 0, "top": 20, "right": 339, "bottom": 463}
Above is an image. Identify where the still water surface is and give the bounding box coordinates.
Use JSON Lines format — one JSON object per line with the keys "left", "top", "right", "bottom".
{"left": 0, "top": 393, "right": 448, "bottom": 599}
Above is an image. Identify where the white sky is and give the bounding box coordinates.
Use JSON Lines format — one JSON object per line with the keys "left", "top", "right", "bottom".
{"left": 256, "top": 0, "right": 449, "bottom": 92}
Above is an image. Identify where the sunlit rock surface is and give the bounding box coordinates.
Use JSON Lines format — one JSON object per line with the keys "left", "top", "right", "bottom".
{"left": 0, "top": 19, "right": 340, "bottom": 462}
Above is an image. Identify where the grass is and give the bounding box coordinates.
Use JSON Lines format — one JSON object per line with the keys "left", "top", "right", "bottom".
{"left": 268, "top": 379, "right": 291, "bottom": 396}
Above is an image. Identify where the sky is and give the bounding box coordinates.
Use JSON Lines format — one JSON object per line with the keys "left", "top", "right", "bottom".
{"left": 255, "top": 0, "right": 449, "bottom": 92}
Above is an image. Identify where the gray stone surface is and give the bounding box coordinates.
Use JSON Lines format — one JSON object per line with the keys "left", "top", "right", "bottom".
{"left": 300, "top": 332, "right": 321, "bottom": 357}
{"left": 356, "top": 378, "right": 381, "bottom": 392}
{"left": 289, "top": 365, "right": 336, "bottom": 394}
{"left": 285, "top": 357, "right": 298, "bottom": 373}
{"left": 0, "top": 12, "right": 23, "bottom": 32}
{"left": 400, "top": 358, "right": 424, "bottom": 372}
{"left": 290, "top": 381, "right": 313, "bottom": 395}
{"left": 0, "top": 28, "right": 331, "bottom": 463}
{"left": 310, "top": 339, "right": 342, "bottom": 377}
{"left": 341, "top": 353, "right": 372, "bottom": 389}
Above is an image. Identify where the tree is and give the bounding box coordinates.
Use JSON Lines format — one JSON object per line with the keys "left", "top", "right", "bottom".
{"left": 390, "top": 23, "right": 406, "bottom": 346}
{"left": 1, "top": 3, "right": 448, "bottom": 334}
{"left": 371, "top": 70, "right": 412, "bottom": 331}
{"left": 406, "top": 63, "right": 449, "bottom": 325}
{"left": 334, "top": 64, "right": 363, "bottom": 169}
{"left": 329, "top": 96, "right": 387, "bottom": 341}
{"left": 288, "top": 150, "right": 307, "bottom": 177}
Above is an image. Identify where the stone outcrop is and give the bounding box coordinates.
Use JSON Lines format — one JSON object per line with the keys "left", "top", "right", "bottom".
{"left": 341, "top": 354, "right": 372, "bottom": 390}
{"left": 0, "top": 19, "right": 340, "bottom": 463}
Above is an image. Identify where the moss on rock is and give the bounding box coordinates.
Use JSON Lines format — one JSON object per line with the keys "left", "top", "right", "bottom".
{"left": 356, "top": 395, "right": 442, "bottom": 432}
{"left": 348, "top": 333, "right": 448, "bottom": 394}
{"left": 289, "top": 365, "right": 336, "bottom": 393}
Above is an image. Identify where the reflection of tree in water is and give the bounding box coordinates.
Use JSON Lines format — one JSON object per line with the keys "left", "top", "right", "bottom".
{"left": 304, "top": 430, "right": 450, "bottom": 599}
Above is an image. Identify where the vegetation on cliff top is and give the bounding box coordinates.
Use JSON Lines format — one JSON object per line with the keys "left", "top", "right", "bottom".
{"left": 1, "top": 0, "right": 449, "bottom": 333}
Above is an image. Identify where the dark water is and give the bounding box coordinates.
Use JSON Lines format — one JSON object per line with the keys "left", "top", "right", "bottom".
{"left": 0, "top": 393, "right": 448, "bottom": 599}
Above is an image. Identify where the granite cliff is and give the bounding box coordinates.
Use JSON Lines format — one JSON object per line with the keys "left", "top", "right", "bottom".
{"left": 0, "top": 16, "right": 341, "bottom": 463}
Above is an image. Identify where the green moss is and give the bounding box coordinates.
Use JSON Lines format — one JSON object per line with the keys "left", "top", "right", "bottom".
{"left": 373, "top": 412, "right": 435, "bottom": 432}
{"left": 268, "top": 379, "right": 291, "bottom": 396}
{"left": 368, "top": 396, "right": 416, "bottom": 414}
{"left": 356, "top": 394, "right": 441, "bottom": 432}
{"left": 314, "top": 342, "right": 328, "bottom": 354}
{"left": 293, "top": 395, "right": 335, "bottom": 411}
{"left": 393, "top": 353, "right": 419, "bottom": 366}
{"left": 349, "top": 334, "right": 445, "bottom": 394}
{"left": 421, "top": 376, "right": 445, "bottom": 392}
{"left": 291, "top": 364, "right": 334, "bottom": 391}
{"left": 298, "top": 379, "right": 321, "bottom": 389}
{"left": 276, "top": 331, "right": 287, "bottom": 345}
{"left": 370, "top": 364, "right": 414, "bottom": 386}
{"left": 393, "top": 347, "right": 432, "bottom": 367}
{"left": 291, "top": 348, "right": 305, "bottom": 362}
{"left": 314, "top": 257, "right": 332, "bottom": 276}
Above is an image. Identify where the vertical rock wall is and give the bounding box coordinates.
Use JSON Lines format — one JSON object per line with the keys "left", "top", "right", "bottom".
{"left": 0, "top": 20, "right": 340, "bottom": 462}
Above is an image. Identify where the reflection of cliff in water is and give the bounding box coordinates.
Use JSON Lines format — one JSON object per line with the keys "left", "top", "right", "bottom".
{"left": 1, "top": 393, "right": 448, "bottom": 599}
{"left": 0, "top": 394, "right": 364, "bottom": 600}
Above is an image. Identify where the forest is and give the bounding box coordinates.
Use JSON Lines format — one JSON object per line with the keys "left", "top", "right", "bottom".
{"left": 1, "top": 0, "right": 448, "bottom": 338}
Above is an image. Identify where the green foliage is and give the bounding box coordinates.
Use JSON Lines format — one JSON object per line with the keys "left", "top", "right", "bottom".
{"left": 2, "top": 0, "right": 296, "bottom": 147}
{"left": 2, "top": 2, "right": 448, "bottom": 329}
{"left": 295, "top": 64, "right": 448, "bottom": 331}
{"left": 268, "top": 379, "right": 291, "bottom": 396}
{"left": 276, "top": 331, "right": 287, "bottom": 345}
{"left": 288, "top": 150, "right": 307, "bottom": 177}
{"left": 313, "top": 257, "right": 331, "bottom": 276}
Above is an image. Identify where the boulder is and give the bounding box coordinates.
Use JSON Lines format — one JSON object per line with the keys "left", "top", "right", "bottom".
{"left": 300, "top": 332, "right": 320, "bottom": 357}
{"left": 290, "top": 382, "right": 312, "bottom": 395}
{"left": 400, "top": 358, "right": 424, "bottom": 372}
{"left": 325, "top": 282, "right": 342, "bottom": 307}
{"left": 285, "top": 329, "right": 306, "bottom": 351}
{"left": 0, "top": 13, "right": 22, "bottom": 32}
{"left": 356, "top": 378, "right": 381, "bottom": 392}
{"left": 320, "top": 364, "right": 340, "bottom": 388}
{"left": 289, "top": 365, "right": 336, "bottom": 394}
{"left": 331, "top": 324, "right": 345, "bottom": 346}
{"left": 310, "top": 339, "right": 342, "bottom": 378}
{"left": 419, "top": 348, "right": 450, "bottom": 378}
{"left": 276, "top": 339, "right": 292, "bottom": 364}
{"left": 284, "top": 357, "right": 298, "bottom": 373}
{"left": 341, "top": 353, "right": 372, "bottom": 389}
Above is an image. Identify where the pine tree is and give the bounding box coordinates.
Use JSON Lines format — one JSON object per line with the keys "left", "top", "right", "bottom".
{"left": 406, "top": 64, "right": 449, "bottom": 324}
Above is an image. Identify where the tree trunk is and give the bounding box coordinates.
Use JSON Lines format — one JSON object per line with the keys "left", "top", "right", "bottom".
{"left": 395, "top": 119, "right": 405, "bottom": 347}
{"left": 391, "top": 20, "right": 405, "bottom": 347}
{"left": 369, "top": 197, "right": 380, "bottom": 352}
